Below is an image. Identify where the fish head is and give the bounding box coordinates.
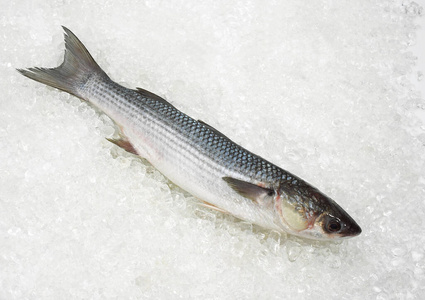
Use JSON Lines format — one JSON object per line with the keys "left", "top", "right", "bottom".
{"left": 275, "top": 182, "right": 362, "bottom": 241}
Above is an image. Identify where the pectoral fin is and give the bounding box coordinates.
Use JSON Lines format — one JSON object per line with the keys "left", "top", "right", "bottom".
{"left": 199, "top": 201, "right": 229, "bottom": 214}
{"left": 223, "top": 177, "right": 275, "bottom": 205}
{"left": 106, "top": 138, "right": 138, "bottom": 155}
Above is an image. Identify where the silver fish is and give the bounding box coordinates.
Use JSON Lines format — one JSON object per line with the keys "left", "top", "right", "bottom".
{"left": 18, "top": 27, "right": 361, "bottom": 241}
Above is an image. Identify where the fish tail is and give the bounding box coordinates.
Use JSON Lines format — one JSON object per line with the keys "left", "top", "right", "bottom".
{"left": 17, "top": 26, "right": 106, "bottom": 99}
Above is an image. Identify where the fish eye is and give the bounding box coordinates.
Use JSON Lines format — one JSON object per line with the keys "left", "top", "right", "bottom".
{"left": 267, "top": 189, "right": 275, "bottom": 197}
{"left": 326, "top": 219, "right": 342, "bottom": 233}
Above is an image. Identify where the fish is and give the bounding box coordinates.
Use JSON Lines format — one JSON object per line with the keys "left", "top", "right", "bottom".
{"left": 17, "top": 26, "right": 361, "bottom": 241}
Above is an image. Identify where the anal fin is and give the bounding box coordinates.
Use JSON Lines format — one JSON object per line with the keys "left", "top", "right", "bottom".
{"left": 106, "top": 138, "right": 138, "bottom": 155}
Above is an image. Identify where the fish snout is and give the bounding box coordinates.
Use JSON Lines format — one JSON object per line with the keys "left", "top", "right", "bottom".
{"left": 341, "top": 220, "right": 362, "bottom": 238}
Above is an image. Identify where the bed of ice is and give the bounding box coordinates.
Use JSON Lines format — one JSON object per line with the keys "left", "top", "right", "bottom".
{"left": 1, "top": 1, "right": 424, "bottom": 299}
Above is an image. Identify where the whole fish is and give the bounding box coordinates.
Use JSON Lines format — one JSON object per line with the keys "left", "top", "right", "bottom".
{"left": 18, "top": 27, "right": 361, "bottom": 241}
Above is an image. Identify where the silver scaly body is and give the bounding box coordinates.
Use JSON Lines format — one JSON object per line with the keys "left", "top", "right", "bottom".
{"left": 18, "top": 27, "right": 362, "bottom": 241}
{"left": 84, "top": 75, "right": 279, "bottom": 230}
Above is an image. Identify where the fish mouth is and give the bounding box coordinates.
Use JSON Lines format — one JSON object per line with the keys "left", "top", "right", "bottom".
{"left": 340, "top": 221, "right": 362, "bottom": 238}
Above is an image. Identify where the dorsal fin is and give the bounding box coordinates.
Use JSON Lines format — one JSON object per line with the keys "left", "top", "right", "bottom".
{"left": 135, "top": 87, "right": 176, "bottom": 108}
{"left": 197, "top": 119, "right": 229, "bottom": 140}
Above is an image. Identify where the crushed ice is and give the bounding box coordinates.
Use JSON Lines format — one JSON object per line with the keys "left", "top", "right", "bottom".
{"left": 1, "top": 0, "right": 424, "bottom": 299}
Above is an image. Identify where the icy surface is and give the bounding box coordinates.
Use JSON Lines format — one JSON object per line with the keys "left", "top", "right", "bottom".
{"left": 1, "top": 0, "right": 425, "bottom": 299}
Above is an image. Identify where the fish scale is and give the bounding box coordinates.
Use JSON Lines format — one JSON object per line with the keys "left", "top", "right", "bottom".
{"left": 139, "top": 93, "right": 285, "bottom": 183}
{"left": 17, "top": 27, "right": 362, "bottom": 240}
{"left": 81, "top": 78, "right": 281, "bottom": 229}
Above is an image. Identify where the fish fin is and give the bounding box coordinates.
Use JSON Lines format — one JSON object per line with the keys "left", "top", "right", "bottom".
{"left": 135, "top": 88, "right": 176, "bottom": 108}
{"left": 197, "top": 120, "right": 229, "bottom": 140}
{"left": 199, "top": 201, "right": 229, "bottom": 214}
{"left": 106, "top": 138, "right": 138, "bottom": 155}
{"left": 135, "top": 88, "right": 166, "bottom": 101}
{"left": 17, "top": 26, "right": 108, "bottom": 100}
{"left": 223, "top": 177, "right": 275, "bottom": 204}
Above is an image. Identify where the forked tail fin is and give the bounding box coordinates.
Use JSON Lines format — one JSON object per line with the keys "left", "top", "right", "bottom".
{"left": 17, "top": 26, "right": 107, "bottom": 99}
